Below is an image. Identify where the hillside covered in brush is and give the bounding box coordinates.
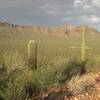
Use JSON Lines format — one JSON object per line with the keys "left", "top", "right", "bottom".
{"left": 0, "top": 21, "right": 99, "bottom": 40}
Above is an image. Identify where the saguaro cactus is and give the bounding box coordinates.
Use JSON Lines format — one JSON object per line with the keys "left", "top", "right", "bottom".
{"left": 81, "top": 27, "right": 87, "bottom": 61}
{"left": 28, "top": 40, "right": 37, "bottom": 69}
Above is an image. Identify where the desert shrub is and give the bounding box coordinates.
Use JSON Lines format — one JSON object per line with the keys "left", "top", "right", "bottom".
{"left": 2, "top": 52, "right": 26, "bottom": 68}
{"left": 0, "top": 56, "right": 8, "bottom": 100}
{"left": 0, "top": 66, "right": 63, "bottom": 100}
{"left": 0, "top": 55, "right": 7, "bottom": 74}
{"left": 25, "top": 67, "right": 63, "bottom": 98}
{"left": 0, "top": 64, "right": 63, "bottom": 100}
{"left": 62, "top": 59, "right": 86, "bottom": 80}
{"left": 0, "top": 52, "right": 28, "bottom": 100}
{"left": 0, "top": 54, "right": 87, "bottom": 100}
{"left": 85, "top": 55, "right": 100, "bottom": 72}
{"left": 51, "top": 58, "right": 86, "bottom": 83}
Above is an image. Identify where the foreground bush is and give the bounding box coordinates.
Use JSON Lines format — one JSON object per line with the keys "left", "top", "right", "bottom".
{"left": 0, "top": 53, "right": 87, "bottom": 100}
{"left": 55, "top": 58, "right": 86, "bottom": 83}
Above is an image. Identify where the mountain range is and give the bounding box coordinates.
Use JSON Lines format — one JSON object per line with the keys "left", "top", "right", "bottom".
{"left": 0, "top": 21, "right": 99, "bottom": 40}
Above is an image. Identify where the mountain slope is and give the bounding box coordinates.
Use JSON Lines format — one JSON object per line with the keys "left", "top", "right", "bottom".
{"left": 0, "top": 21, "right": 99, "bottom": 40}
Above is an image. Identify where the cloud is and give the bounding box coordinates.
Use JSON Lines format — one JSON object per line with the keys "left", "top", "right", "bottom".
{"left": 83, "top": 15, "right": 100, "bottom": 23}
{"left": 83, "top": 5, "right": 92, "bottom": 9}
{"left": 73, "top": 0, "right": 100, "bottom": 9}
{"left": 73, "top": 0, "right": 93, "bottom": 10}
{"left": 0, "top": 0, "right": 100, "bottom": 30}
{"left": 41, "top": 4, "right": 62, "bottom": 15}
{"left": 41, "top": 3, "right": 73, "bottom": 17}
{"left": 92, "top": 0, "right": 100, "bottom": 8}
{"left": 89, "top": 15, "right": 100, "bottom": 23}
{"left": 73, "top": 0, "right": 83, "bottom": 7}
{"left": 41, "top": 4, "right": 60, "bottom": 10}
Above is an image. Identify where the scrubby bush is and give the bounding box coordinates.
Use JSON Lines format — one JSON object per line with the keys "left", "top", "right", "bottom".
{"left": 58, "top": 58, "right": 86, "bottom": 82}
{"left": 0, "top": 53, "right": 87, "bottom": 100}
{"left": 0, "top": 56, "right": 8, "bottom": 100}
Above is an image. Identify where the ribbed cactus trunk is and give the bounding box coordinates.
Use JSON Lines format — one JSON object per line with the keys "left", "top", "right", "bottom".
{"left": 81, "top": 27, "right": 87, "bottom": 61}
{"left": 28, "top": 40, "right": 37, "bottom": 69}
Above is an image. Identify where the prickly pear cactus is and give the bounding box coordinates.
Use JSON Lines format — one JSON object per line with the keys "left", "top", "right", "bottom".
{"left": 81, "top": 27, "right": 87, "bottom": 61}
{"left": 28, "top": 40, "right": 37, "bottom": 69}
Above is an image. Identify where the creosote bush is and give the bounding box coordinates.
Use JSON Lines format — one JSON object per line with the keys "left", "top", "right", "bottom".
{"left": 60, "top": 58, "right": 86, "bottom": 82}
{"left": 0, "top": 53, "right": 87, "bottom": 100}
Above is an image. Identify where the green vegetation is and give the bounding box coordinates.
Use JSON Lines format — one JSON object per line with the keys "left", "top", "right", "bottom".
{"left": 28, "top": 40, "right": 37, "bottom": 69}
{"left": 0, "top": 25, "right": 100, "bottom": 100}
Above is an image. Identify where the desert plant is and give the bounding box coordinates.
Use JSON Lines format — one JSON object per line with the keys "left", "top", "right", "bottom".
{"left": 81, "top": 27, "right": 87, "bottom": 61}
{"left": 28, "top": 40, "right": 37, "bottom": 69}
{"left": 0, "top": 64, "right": 7, "bottom": 100}
{"left": 61, "top": 59, "right": 86, "bottom": 81}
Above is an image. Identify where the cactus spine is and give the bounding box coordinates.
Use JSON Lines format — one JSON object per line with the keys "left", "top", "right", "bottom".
{"left": 81, "top": 27, "right": 87, "bottom": 61}
{"left": 28, "top": 40, "right": 37, "bottom": 69}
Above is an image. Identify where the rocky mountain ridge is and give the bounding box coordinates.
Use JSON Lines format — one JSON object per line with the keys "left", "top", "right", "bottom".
{"left": 0, "top": 21, "right": 99, "bottom": 39}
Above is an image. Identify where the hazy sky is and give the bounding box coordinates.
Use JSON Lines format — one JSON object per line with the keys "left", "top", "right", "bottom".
{"left": 0, "top": 0, "right": 100, "bottom": 30}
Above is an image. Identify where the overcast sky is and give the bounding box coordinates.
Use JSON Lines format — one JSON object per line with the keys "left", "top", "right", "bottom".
{"left": 0, "top": 0, "right": 100, "bottom": 30}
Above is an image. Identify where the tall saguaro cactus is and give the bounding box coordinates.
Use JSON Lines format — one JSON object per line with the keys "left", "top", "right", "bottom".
{"left": 81, "top": 27, "right": 87, "bottom": 61}
{"left": 28, "top": 40, "right": 37, "bottom": 69}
